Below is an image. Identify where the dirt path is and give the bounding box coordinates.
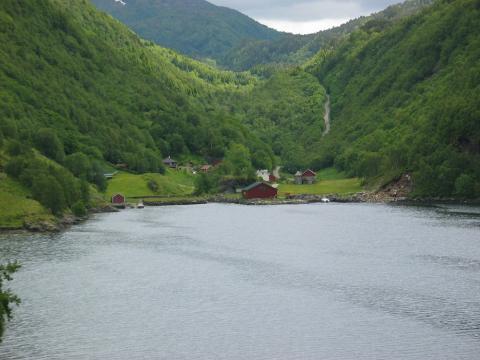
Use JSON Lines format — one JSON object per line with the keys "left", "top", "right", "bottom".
{"left": 323, "top": 95, "right": 331, "bottom": 136}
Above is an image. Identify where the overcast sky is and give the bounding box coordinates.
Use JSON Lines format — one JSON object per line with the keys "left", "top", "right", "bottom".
{"left": 209, "top": 0, "right": 403, "bottom": 34}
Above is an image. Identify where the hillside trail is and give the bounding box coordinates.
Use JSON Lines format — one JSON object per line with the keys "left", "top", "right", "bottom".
{"left": 322, "top": 95, "right": 331, "bottom": 136}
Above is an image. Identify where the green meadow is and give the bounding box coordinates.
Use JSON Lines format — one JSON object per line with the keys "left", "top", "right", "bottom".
{"left": 278, "top": 169, "right": 362, "bottom": 196}
{"left": 0, "top": 174, "right": 54, "bottom": 229}
{"left": 105, "top": 170, "right": 195, "bottom": 200}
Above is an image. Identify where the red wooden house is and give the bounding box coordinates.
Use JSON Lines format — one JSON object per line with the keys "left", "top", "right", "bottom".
{"left": 242, "top": 182, "right": 278, "bottom": 199}
{"left": 111, "top": 194, "right": 126, "bottom": 205}
{"left": 302, "top": 169, "right": 317, "bottom": 184}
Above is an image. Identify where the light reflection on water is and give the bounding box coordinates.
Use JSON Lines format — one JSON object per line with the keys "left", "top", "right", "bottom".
{"left": 0, "top": 203, "right": 479, "bottom": 359}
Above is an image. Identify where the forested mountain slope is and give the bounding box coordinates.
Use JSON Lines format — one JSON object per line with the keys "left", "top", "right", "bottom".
{"left": 222, "top": 0, "right": 434, "bottom": 70}
{"left": 0, "top": 0, "right": 273, "bottom": 169}
{"left": 308, "top": 0, "right": 480, "bottom": 197}
{"left": 0, "top": 0, "right": 276, "bottom": 222}
{"left": 90, "top": 0, "right": 282, "bottom": 64}
{"left": 228, "top": 69, "right": 327, "bottom": 172}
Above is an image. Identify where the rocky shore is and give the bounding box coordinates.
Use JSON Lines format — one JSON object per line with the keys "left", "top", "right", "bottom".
{"left": 3, "top": 193, "right": 479, "bottom": 234}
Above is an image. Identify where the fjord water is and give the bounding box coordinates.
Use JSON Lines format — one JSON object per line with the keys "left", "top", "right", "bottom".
{"left": 0, "top": 204, "right": 479, "bottom": 359}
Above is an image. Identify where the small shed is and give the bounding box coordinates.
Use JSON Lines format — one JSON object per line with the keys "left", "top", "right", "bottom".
{"left": 200, "top": 165, "right": 212, "bottom": 173}
{"left": 111, "top": 193, "right": 126, "bottom": 205}
{"left": 163, "top": 156, "right": 178, "bottom": 169}
{"left": 294, "top": 171, "right": 303, "bottom": 185}
{"left": 242, "top": 182, "right": 278, "bottom": 199}
{"left": 302, "top": 169, "right": 317, "bottom": 184}
{"left": 269, "top": 174, "right": 278, "bottom": 183}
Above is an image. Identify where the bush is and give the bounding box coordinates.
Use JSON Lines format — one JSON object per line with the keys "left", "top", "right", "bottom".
{"left": 194, "top": 173, "right": 218, "bottom": 195}
{"left": 4, "top": 157, "right": 27, "bottom": 178}
{"left": 147, "top": 179, "right": 159, "bottom": 192}
{"left": 32, "top": 174, "right": 66, "bottom": 215}
{"left": 0, "top": 262, "right": 21, "bottom": 343}
{"left": 454, "top": 174, "right": 476, "bottom": 198}
{"left": 34, "top": 128, "right": 65, "bottom": 163}
{"left": 6, "top": 141, "right": 30, "bottom": 157}
{"left": 72, "top": 201, "right": 87, "bottom": 217}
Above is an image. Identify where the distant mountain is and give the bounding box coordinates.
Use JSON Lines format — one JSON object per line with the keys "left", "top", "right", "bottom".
{"left": 90, "top": 0, "right": 282, "bottom": 63}
{"left": 222, "top": 0, "right": 435, "bottom": 70}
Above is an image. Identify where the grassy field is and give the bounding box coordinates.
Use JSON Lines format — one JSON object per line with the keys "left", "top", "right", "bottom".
{"left": 0, "top": 173, "right": 54, "bottom": 229}
{"left": 279, "top": 168, "right": 363, "bottom": 196}
{"left": 105, "top": 170, "right": 195, "bottom": 200}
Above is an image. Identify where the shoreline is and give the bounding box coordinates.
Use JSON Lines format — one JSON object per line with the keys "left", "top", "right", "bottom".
{"left": 1, "top": 195, "right": 479, "bottom": 234}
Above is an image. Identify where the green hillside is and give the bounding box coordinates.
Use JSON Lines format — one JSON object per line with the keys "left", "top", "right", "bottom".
{"left": 90, "top": 0, "right": 282, "bottom": 63}
{"left": 0, "top": 0, "right": 276, "bottom": 225}
{"left": 230, "top": 69, "right": 327, "bottom": 172}
{"left": 0, "top": 0, "right": 273, "bottom": 168}
{"left": 308, "top": 0, "right": 480, "bottom": 197}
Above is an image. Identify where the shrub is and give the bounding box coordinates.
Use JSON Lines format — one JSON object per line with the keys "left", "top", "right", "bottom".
{"left": 32, "top": 174, "right": 66, "bottom": 215}
{"left": 4, "top": 157, "right": 26, "bottom": 178}
{"left": 0, "top": 262, "right": 21, "bottom": 343}
{"left": 147, "top": 179, "right": 159, "bottom": 192}
{"left": 454, "top": 174, "right": 476, "bottom": 198}
{"left": 72, "top": 201, "right": 87, "bottom": 217}
{"left": 34, "top": 128, "right": 65, "bottom": 163}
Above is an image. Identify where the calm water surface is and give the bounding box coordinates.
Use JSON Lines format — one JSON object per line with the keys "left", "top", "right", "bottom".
{"left": 0, "top": 203, "right": 479, "bottom": 359}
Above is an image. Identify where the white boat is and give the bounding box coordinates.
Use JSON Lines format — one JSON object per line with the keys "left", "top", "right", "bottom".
{"left": 137, "top": 201, "right": 145, "bottom": 209}
{"left": 321, "top": 197, "right": 330, "bottom": 203}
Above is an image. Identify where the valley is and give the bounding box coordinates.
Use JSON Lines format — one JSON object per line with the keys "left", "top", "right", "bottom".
{"left": 0, "top": 0, "right": 479, "bottom": 232}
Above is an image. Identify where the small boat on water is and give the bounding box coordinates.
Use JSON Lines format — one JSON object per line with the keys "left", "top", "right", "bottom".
{"left": 321, "top": 197, "right": 330, "bottom": 203}
{"left": 137, "top": 201, "right": 145, "bottom": 209}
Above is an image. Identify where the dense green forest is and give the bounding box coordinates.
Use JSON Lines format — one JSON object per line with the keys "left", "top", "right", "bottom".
{"left": 0, "top": 0, "right": 279, "bottom": 217}
{"left": 229, "top": 69, "right": 327, "bottom": 172}
{"left": 90, "top": 0, "right": 282, "bottom": 64}
{"left": 307, "top": 0, "right": 480, "bottom": 197}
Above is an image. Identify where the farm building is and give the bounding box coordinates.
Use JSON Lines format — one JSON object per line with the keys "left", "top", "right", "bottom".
{"left": 242, "top": 182, "right": 278, "bottom": 199}
{"left": 295, "top": 169, "right": 317, "bottom": 185}
{"left": 111, "top": 194, "right": 126, "bottom": 205}
{"left": 200, "top": 165, "right": 212, "bottom": 173}
{"left": 163, "top": 156, "right": 178, "bottom": 169}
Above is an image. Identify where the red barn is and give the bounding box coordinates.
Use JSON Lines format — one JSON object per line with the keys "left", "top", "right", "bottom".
{"left": 242, "top": 182, "right": 278, "bottom": 199}
{"left": 111, "top": 194, "right": 126, "bottom": 205}
{"left": 302, "top": 169, "right": 317, "bottom": 184}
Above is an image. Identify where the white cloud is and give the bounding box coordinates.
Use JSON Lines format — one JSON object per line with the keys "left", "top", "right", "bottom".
{"left": 258, "top": 18, "right": 351, "bottom": 34}
{"left": 210, "top": 0, "right": 402, "bottom": 30}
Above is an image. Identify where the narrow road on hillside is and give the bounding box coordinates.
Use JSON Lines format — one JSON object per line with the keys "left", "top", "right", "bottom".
{"left": 273, "top": 166, "right": 281, "bottom": 179}
{"left": 323, "top": 95, "right": 331, "bottom": 137}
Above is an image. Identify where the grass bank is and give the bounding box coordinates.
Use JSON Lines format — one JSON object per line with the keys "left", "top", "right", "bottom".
{"left": 0, "top": 173, "right": 54, "bottom": 229}
{"left": 105, "top": 170, "right": 195, "bottom": 200}
{"left": 278, "top": 168, "right": 363, "bottom": 196}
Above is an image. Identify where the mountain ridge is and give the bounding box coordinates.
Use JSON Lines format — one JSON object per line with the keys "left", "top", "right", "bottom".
{"left": 90, "top": 0, "right": 282, "bottom": 63}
